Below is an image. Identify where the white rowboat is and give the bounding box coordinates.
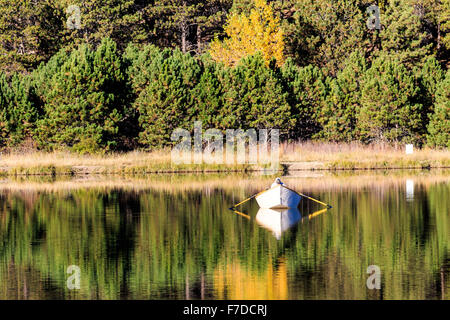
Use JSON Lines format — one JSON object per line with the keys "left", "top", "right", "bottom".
{"left": 255, "top": 184, "right": 302, "bottom": 209}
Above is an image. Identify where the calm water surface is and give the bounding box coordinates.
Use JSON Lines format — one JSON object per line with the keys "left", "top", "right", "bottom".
{"left": 0, "top": 172, "right": 449, "bottom": 299}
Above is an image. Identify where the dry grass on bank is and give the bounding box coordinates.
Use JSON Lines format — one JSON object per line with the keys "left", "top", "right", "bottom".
{"left": 0, "top": 142, "right": 448, "bottom": 176}
{"left": 280, "top": 141, "right": 450, "bottom": 169}
{"left": 0, "top": 149, "right": 254, "bottom": 175}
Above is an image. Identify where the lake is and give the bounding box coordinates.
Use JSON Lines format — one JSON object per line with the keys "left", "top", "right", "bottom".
{"left": 0, "top": 170, "right": 449, "bottom": 300}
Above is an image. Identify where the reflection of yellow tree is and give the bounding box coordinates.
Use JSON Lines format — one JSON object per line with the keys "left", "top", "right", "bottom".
{"left": 213, "top": 257, "right": 288, "bottom": 300}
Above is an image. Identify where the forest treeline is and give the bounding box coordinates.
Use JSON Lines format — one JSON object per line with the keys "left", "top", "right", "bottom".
{"left": 0, "top": 0, "right": 449, "bottom": 153}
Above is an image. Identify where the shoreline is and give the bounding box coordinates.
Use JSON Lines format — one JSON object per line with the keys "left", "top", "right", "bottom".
{"left": 0, "top": 145, "right": 448, "bottom": 176}
{"left": 0, "top": 161, "right": 448, "bottom": 176}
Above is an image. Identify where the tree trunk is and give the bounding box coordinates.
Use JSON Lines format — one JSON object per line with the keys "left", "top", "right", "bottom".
{"left": 437, "top": 23, "right": 441, "bottom": 51}
{"left": 181, "top": 22, "right": 187, "bottom": 53}
{"left": 197, "top": 24, "right": 201, "bottom": 53}
{"left": 181, "top": 1, "right": 187, "bottom": 53}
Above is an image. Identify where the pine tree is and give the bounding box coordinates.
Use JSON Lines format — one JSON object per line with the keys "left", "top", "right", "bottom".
{"left": 411, "top": 0, "right": 450, "bottom": 62}
{"left": 358, "top": 55, "right": 424, "bottom": 144}
{"left": 34, "top": 38, "right": 127, "bottom": 153}
{"left": 57, "top": 0, "right": 152, "bottom": 50}
{"left": 33, "top": 47, "right": 72, "bottom": 98}
{"left": 281, "top": 60, "right": 327, "bottom": 140}
{"left": 419, "top": 57, "right": 445, "bottom": 108}
{"left": 0, "top": 72, "right": 39, "bottom": 148}
{"left": 133, "top": 49, "right": 202, "bottom": 148}
{"left": 418, "top": 56, "right": 444, "bottom": 133}
{"left": 0, "top": 72, "right": 12, "bottom": 147}
{"left": 124, "top": 44, "right": 168, "bottom": 98}
{"left": 209, "top": 0, "right": 285, "bottom": 67}
{"left": 0, "top": 0, "right": 64, "bottom": 73}
{"left": 7, "top": 73, "right": 40, "bottom": 146}
{"left": 441, "top": 0, "right": 450, "bottom": 55}
{"left": 191, "top": 55, "right": 225, "bottom": 128}
{"left": 377, "top": 0, "right": 433, "bottom": 69}
{"left": 147, "top": 0, "right": 232, "bottom": 53}
{"left": 316, "top": 50, "right": 368, "bottom": 142}
{"left": 284, "top": 0, "right": 373, "bottom": 76}
{"left": 218, "top": 53, "right": 294, "bottom": 133}
{"left": 124, "top": 44, "right": 169, "bottom": 146}
{"left": 229, "top": 0, "right": 254, "bottom": 14}
{"left": 195, "top": 0, "right": 233, "bottom": 53}
{"left": 427, "top": 70, "right": 449, "bottom": 148}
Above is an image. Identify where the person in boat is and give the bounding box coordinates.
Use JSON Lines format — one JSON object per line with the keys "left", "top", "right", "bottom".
{"left": 271, "top": 178, "right": 284, "bottom": 188}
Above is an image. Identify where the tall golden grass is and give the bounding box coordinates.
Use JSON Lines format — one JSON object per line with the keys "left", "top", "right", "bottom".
{"left": 0, "top": 142, "right": 448, "bottom": 175}
{"left": 280, "top": 141, "right": 450, "bottom": 169}
{"left": 0, "top": 149, "right": 254, "bottom": 175}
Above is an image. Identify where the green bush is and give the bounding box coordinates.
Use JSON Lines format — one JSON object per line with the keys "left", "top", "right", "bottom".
{"left": 0, "top": 72, "right": 39, "bottom": 148}
{"left": 427, "top": 70, "right": 450, "bottom": 148}
{"left": 281, "top": 60, "right": 326, "bottom": 140}
{"left": 219, "top": 53, "right": 295, "bottom": 134}
{"left": 358, "top": 56, "right": 424, "bottom": 144}
{"left": 316, "top": 50, "right": 367, "bottom": 142}
{"left": 132, "top": 48, "right": 202, "bottom": 148}
{"left": 33, "top": 38, "right": 127, "bottom": 153}
{"left": 192, "top": 54, "right": 226, "bottom": 129}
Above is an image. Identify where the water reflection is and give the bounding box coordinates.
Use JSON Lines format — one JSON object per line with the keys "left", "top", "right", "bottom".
{"left": 406, "top": 179, "right": 414, "bottom": 201}
{"left": 0, "top": 173, "right": 448, "bottom": 300}
{"left": 256, "top": 208, "right": 302, "bottom": 239}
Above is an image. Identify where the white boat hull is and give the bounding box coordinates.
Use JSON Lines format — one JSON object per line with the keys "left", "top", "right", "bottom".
{"left": 255, "top": 185, "right": 301, "bottom": 209}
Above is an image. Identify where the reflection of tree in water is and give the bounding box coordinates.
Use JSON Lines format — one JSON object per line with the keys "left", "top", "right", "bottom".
{"left": 1, "top": 263, "right": 63, "bottom": 300}
{"left": 0, "top": 181, "right": 448, "bottom": 299}
{"left": 0, "top": 190, "right": 143, "bottom": 299}
{"left": 103, "top": 191, "right": 141, "bottom": 299}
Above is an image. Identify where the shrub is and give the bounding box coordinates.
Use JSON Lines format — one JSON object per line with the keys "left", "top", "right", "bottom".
{"left": 358, "top": 56, "right": 423, "bottom": 144}
{"left": 0, "top": 72, "right": 39, "bottom": 148}
{"left": 219, "top": 53, "right": 294, "bottom": 134}
{"left": 132, "top": 49, "right": 202, "bottom": 148}
{"left": 34, "top": 38, "right": 127, "bottom": 153}
{"left": 427, "top": 70, "right": 450, "bottom": 148}
{"left": 316, "top": 50, "right": 367, "bottom": 142}
{"left": 281, "top": 60, "right": 327, "bottom": 140}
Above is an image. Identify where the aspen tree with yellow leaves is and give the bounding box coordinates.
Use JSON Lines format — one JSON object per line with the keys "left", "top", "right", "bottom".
{"left": 209, "top": 0, "right": 285, "bottom": 67}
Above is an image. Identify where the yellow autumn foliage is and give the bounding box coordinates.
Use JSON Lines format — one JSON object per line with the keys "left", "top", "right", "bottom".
{"left": 209, "top": 0, "right": 285, "bottom": 67}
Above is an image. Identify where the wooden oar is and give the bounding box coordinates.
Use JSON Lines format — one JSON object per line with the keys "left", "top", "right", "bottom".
{"left": 298, "top": 193, "right": 332, "bottom": 209}
{"left": 229, "top": 188, "right": 269, "bottom": 210}
{"left": 232, "top": 209, "right": 251, "bottom": 220}
{"left": 307, "top": 208, "right": 328, "bottom": 219}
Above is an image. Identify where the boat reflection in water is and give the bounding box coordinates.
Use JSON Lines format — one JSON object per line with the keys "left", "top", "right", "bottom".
{"left": 255, "top": 207, "right": 329, "bottom": 240}
{"left": 256, "top": 207, "right": 301, "bottom": 240}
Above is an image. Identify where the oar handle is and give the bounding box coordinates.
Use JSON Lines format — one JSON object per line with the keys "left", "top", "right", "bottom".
{"left": 299, "top": 193, "right": 332, "bottom": 209}
{"left": 230, "top": 194, "right": 255, "bottom": 209}
{"left": 230, "top": 188, "right": 269, "bottom": 210}
{"left": 232, "top": 209, "right": 251, "bottom": 220}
